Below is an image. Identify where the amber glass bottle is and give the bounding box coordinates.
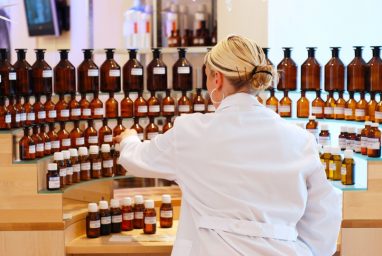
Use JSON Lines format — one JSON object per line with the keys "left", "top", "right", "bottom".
{"left": 121, "top": 92, "right": 134, "bottom": 118}
{"left": 162, "top": 116, "right": 173, "bottom": 133}
{"left": 266, "top": 88, "right": 278, "bottom": 113}
{"left": 193, "top": 88, "right": 206, "bottom": 113}
{"left": 329, "top": 147, "right": 342, "bottom": 181}
{"left": 147, "top": 48, "right": 167, "bottom": 92}
{"left": 85, "top": 119, "right": 98, "bottom": 147}
{"left": 78, "top": 49, "right": 99, "bottom": 93}
{"left": 70, "top": 121, "right": 84, "bottom": 148}
{"left": 334, "top": 91, "right": 346, "bottom": 120}
{"left": 79, "top": 147, "right": 91, "bottom": 181}
{"left": 277, "top": 48, "right": 297, "bottom": 91}
{"left": 57, "top": 122, "right": 71, "bottom": 151}
{"left": 13, "top": 49, "right": 32, "bottom": 96}
{"left": 341, "top": 150, "right": 355, "bottom": 185}
{"left": 144, "top": 200, "right": 156, "bottom": 234}
{"left": 46, "top": 163, "right": 60, "bottom": 191}
{"left": 301, "top": 47, "right": 321, "bottom": 91}
{"left": 89, "top": 145, "right": 102, "bottom": 179}
{"left": 113, "top": 117, "right": 126, "bottom": 137}
{"left": 39, "top": 124, "right": 51, "bottom": 156}
{"left": 173, "top": 48, "right": 193, "bottom": 91}
{"left": 368, "top": 46, "right": 382, "bottom": 93}
{"left": 110, "top": 199, "right": 122, "bottom": 233}
{"left": 44, "top": 94, "right": 56, "bottom": 123}
{"left": 54, "top": 152, "right": 66, "bottom": 188}
{"left": 306, "top": 116, "right": 318, "bottom": 141}
{"left": 24, "top": 96, "right": 35, "bottom": 126}
{"left": 347, "top": 46, "right": 367, "bottom": 92}
{"left": 297, "top": 91, "right": 309, "bottom": 118}
{"left": 345, "top": 92, "right": 357, "bottom": 121}
{"left": 20, "top": 127, "right": 35, "bottom": 160}
{"left": 134, "top": 91, "right": 148, "bottom": 117}
{"left": 69, "top": 148, "right": 80, "bottom": 183}
{"left": 262, "top": 48, "right": 274, "bottom": 67}
{"left": 114, "top": 144, "right": 127, "bottom": 176}
{"left": 278, "top": 91, "right": 292, "bottom": 117}
{"left": 361, "top": 121, "right": 372, "bottom": 155}
{"left": 130, "top": 117, "right": 144, "bottom": 141}
{"left": 31, "top": 49, "right": 52, "bottom": 96}
{"left": 99, "top": 118, "right": 113, "bottom": 146}
{"left": 0, "top": 97, "right": 11, "bottom": 129}
{"left": 7, "top": 96, "right": 19, "bottom": 128}
{"left": 121, "top": 197, "right": 134, "bottom": 231}
{"left": 354, "top": 128, "right": 362, "bottom": 154}
{"left": 182, "top": 29, "right": 193, "bottom": 47}
{"left": 55, "top": 94, "right": 69, "bottom": 122}
{"left": 318, "top": 124, "right": 331, "bottom": 146}
{"left": 355, "top": 92, "right": 368, "bottom": 122}
{"left": 160, "top": 195, "right": 173, "bottom": 228}
{"left": 368, "top": 92, "right": 378, "bottom": 122}
{"left": 54, "top": 49, "right": 76, "bottom": 95}
{"left": 133, "top": 195, "right": 145, "bottom": 229}
{"left": 178, "top": 91, "right": 192, "bottom": 115}
{"left": 86, "top": 203, "right": 100, "bottom": 238}
{"left": 324, "top": 91, "right": 335, "bottom": 119}
{"left": 367, "top": 123, "right": 381, "bottom": 157}
{"left": 148, "top": 92, "right": 161, "bottom": 117}
{"left": 63, "top": 150, "right": 73, "bottom": 185}
{"left": 101, "top": 144, "right": 113, "bottom": 177}
{"left": 0, "top": 48, "right": 16, "bottom": 98}
{"left": 346, "top": 127, "right": 356, "bottom": 152}
{"left": 79, "top": 93, "right": 91, "bottom": 119}
{"left": 376, "top": 98, "right": 382, "bottom": 123}
{"left": 325, "top": 47, "right": 345, "bottom": 92}
{"left": 90, "top": 92, "right": 104, "bottom": 119}
{"left": 15, "top": 96, "right": 26, "bottom": 126}
{"left": 99, "top": 200, "right": 111, "bottom": 236}
{"left": 31, "top": 125, "right": 44, "bottom": 158}
{"left": 48, "top": 123, "right": 60, "bottom": 153}
{"left": 69, "top": 93, "right": 81, "bottom": 121}
{"left": 100, "top": 49, "right": 121, "bottom": 93}
{"left": 106, "top": 92, "right": 118, "bottom": 118}
{"left": 123, "top": 49, "right": 144, "bottom": 92}
{"left": 145, "top": 117, "right": 159, "bottom": 140}
{"left": 162, "top": 89, "right": 175, "bottom": 116}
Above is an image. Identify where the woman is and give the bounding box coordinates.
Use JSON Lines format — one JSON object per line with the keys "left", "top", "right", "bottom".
{"left": 115, "top": 35, "right": 342, "bottom": 256}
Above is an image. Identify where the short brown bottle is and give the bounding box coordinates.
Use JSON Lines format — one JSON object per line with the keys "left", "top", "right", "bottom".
{"left": 111, "top": 199, "right": 123, "bottom": 233}
{"left": 121, "top": 197, "right": 134, "bottom": 231}
{"left": 99, "top": 118, "right": 113, "bottom": 146}
{"left": 173, "top": 48, "right": 193, "bottom": 91}
{"left": 133, "top": 195, "right": 145, "bottom": 229}
{"left": 0, "top": 97, "right": 11, "bottom": 129}
{"left": 193, "top": 88, "right": 206, "bottom": 113}
{"left": 31, "top": 125, "right": 44, "bottom": 158}
{"left": 324, "top": 91, "right": 335, "bottom": 119}
{"left": 79, "top": 147, "right": 91, "bottom": 181}
{"left": 46, "top": 163, "right": 60, "bottom": 191}
{"left": 113, "top": 117, "right": 126, "bottom": 137}
{"left": 54, "top": 49, "right": 76, "bottom": 95}
{"left": 0, "top": 48, "right": 16, "bottom": 98}
{"left": 182, "top": 29, "right": 193, "bottom": 47}
{"left": 123, "top": 49, "right": 144, "bottom": 92}
{"left": 101, "top": 144, "right": 114, "bottom": 177}
{"left": 325, "top": 47, "right": 345, "bottom": 92}
{"left": 376, "top": 97, "right": 382, "bottom": 123}
{"left": 347, "top": 46, "right": 368, "bottom": 92}
{"left": 63, "top": 150, "right": 73, "bottom": 185}
{"left": 106, "top": 92, "right": 118, "bottom": 118}
{"left": 33, "top": 95, "right": 46, "bottom": 124}
{"left": 114, "top": 143, "right": 127, "bottom": 176}
{"left": 144, "top": 200, "right": 156, "bottom": 234}
{"left": 31, "top": 49, "right": 52, "bottom": 95}
{"left": 361, "top": 121, "right": 372, "bottom": 155}
{"left": 162, "top": 89, "right": 175, "bottom": 116}
{"left": 131, "top": 117, "right": 144, "bottom": 141}
{"left": 86, "top": 203, "right": 100, "bottom": 238}
{"left": 345, "top": 92, "right": 356, "bottom": 121}
{"left": 145, "top": 117, "right": 159, "bottom": 140}
{"left": 160, "top": 195, "right": 173, "bottom": 228}
{"left": 301, "top": 47, "right": 321, "bottom": 91}
{"left": 78, "top": 49, "right": 99, "bottom": 93}
{"left": 54, "top": 152, "right": 66, "bottom": 188}
{"left": 70, "top": 121, "right": 85, "bottom": 148}
{"left": 297, "top": 90, "right": 309, "bottom": 118}
{"left": 368, "top": 46, "right": 382, "bottom": 93}
{"left": 13, "top": 49, "right": 32, "bottom": 96}
{"left": 24, "top": 96, "right": 35, "bottom": 126}
{"left": 79, "top": 93, "right": 91, "bottom": 119}
{"left": 121, "top": 92, "right": 134, "bottom": 118}
{"left": 7, "top": 96, "right": 19, "bottom": 128}
{"left": 277, "top": 47, "right": 297, "bottom": 91}
{"left": 99, "top": 200, "right": 111, "bottom": 236}
{"left": 148, "top": 92, "right": 161, "bottom": 117}
{"left": 368, "top": 92, "right": 378, "bottom": 122}
{"left": 69, "top": 148, "right": 81, "bottom": 183}
{"left": 85, "top": 119, "right": 98, "bottom": 147}
{"left": 69, "top": 93, "right": 81, "bottom": 121}
{"left": 55, "top": 94, "right": 69, "bottom": 122}
{"left": 90, "top": 92, "right": 104, "bottom": 119}
{"left": 178, "top": 91, "right": 192, "bottom": 115}
{"left": 39, "top": 124, "right": 51, "bottom": 156}
{"left": 44, "top": 94, "right": 56, "bottom": 123}
{"left": 355, "top": 92, "right": 368, "bottom": 122}
{"left": 278, "top": 91, "right": 292, "bottom": 117}
{"left": 311, "top": 91, "right": 324, "bottom": 119}
{"left": 19, "top": 127, "right": 35, "bottom": 160}
{"left": 57, "top": 122, "right": 71, "bottom": 151}
{"left": 367, "top": 123, "right": 381, "bottom": 158}
{"left": 147, "top": 48, "right": 167, "bottom": 92}
{"left": 89, "top": 145, "right": 102, "bottom": 179}
{"left": 15, "top": 96, "right": 26, "bottom": 127}
{"left": 265, "top": 88, "right": 278, "bottom": 113}
{"left": 134, "top": 91, "right": 148, "bottom": 117}
{"left": 334, "top": 91, "right": 346, "bottom": 120}
{"left": 163, "top": 116, "right": 173, "bottom": 133}
{"left": 48, "top": 123, "right": 60, "bottom": 153}
{"left": 100, "top": 48, "right": 121, "bottom": 93}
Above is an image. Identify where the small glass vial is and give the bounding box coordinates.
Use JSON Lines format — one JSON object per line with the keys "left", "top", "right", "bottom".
{"left": 86, "top": 203, "right": 100, "bottom": 238}
{"left": 162, "top": 89, "right": 176, "bottom": 116}
{"left": 266, "top": 88, "right": 278, "bottom": 113}
{"left": 341, "top": 149, "right": 355, "bottom": 185}
{"left": 144, "top": 199, "right": 156, "bottom": 234}
{"left": 145, "top": 117, "right": 159, "bottom": 140}
{"left": 329, "top": 147, "right": 342, "bottom": 181}
{"left": 134, "top": 91, "right": 148, "bottom": 117}
{"left": 278, "top": 91, "right": 292, "bottom": 117}
{"left": 99, "top": 118, "right": 113, "bottom": 146}
{"left": 120, "top": 92, "right": 134, "bottom": 118}
{"left": 54, "top": 152, "right": 66, "bottom": 188}
{"left": 305, "top": 116, "right": 318, "bottom": 141}
{"left": 346, "top": 127, "right": 356, "bottom": 152}
{"left": 89, "top": 145, "right": 102, "bottom": 179}
{"left": 354, "top": 128, "right": 362, "bottom": 154}
{"left": 133, "top": 195, "right": 145, "bottom": 229}
{"left": 114, "top": 144, "right": 127, "bottom": 176}
{"left": 99, "top": 200, "right": 111, "bottom": 236}
{"left": 79, "top": 147, "right": 91, "bottom": 181}
{"left": 322, "top": 146, "right": 331, "bottom": 179}
{"left": 121, "top": 197, "right": 134, "bottom": 231}
{"left": 367, "top": 123, "right": 381, "bottom": 158}
{"left": 110, "top": 199, "right": 122, "bottom": 233}
{"left": 101, "top": 144, "right": 114, "bottom": 177}
{"left": 160, "top": 194, "right": 173, "bottom": 228}
{"left": 361, "top": 121, "right": 372, "bottom": 155}
{"left": 69, "top": 93, "right": 81, "bottom": 121}
{"left": 46, "top": 163, "right": 60, "bottom": 191}
{"left": 338, "top": 126, "right": 348, "bottom": 151}
{"left": 69, "top": 148, "right": 81, "bottom": 183}
{"left": 311, "top": 90, "right": 324, "bottom": 119}
{"left": 63, "top": 150, "right": 73, "bottom": 186}
{"left": 148, "top": 91, "right": 161, "bottom": 117}
{"left": 318, "top": 124, "right": 331, "bottom": 146}
{"left": 178, "top": 91, "right": 192, "bottom": 115}
{"left": 48, "top": 123, "right": 60, "bottom": 153}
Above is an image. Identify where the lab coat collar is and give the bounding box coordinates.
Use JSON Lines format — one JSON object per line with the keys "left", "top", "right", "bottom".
{"left": 215, "top": 92, "right": 263, "bottom": 112}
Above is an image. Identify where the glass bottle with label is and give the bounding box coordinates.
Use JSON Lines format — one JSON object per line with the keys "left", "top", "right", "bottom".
{"left": 334, "top": 91, "right": 346, "bottom": 120}
{"left": 121, "top": 197, "right": 134, "bottom": 231}
{"left": 144, "top": 199, "right": 156, "bottom": 234}
{"left": 361, "top": 121, "right": 372, "bottom": 155}
{"left": 33, "top": 95, "right": 45, "bottom": 124}
{"left": 375, "top": 96, "right": 382, "bottom": 123}
{"left": 24, "top": 96, "right": 35, "bottom": 126}
{"left": 355, "top": 92, "right": 367, "bottom": 122}
{"left": 13, "top": 49, "right": 32, "bottom": 97}
{"left": 182, "top": 29, "right": 193, "bottom": 47}
{"left": 345, "top": 92, "right": 356, "bottom": 121}
{"left": 78, "top": 49, "right": 99, "bottom": 93}
{"left": 341, "top": 149, "right": 355, "bottom": 185}
{"left": 48, "top": 123, "right": 60, "bottom": 153}
{"left": 193, "top": 88, "right": 206, "bottom": 113}
{"left": 178, "top": 91, "right": 192, "bottom": 115}
{"left": 114, "top": 143, "right": 127, "bottom": 176}
{"left": 57, "top": 122, "right": 71, "bottom": 151}
{"left": 31, "top": 125, "right": 45, "bottom": 158}
{"left": 63, "top": 150, "right": 73, "bottom": 185}
{"left": 322, "top": 146, "right": 331, "bottom": 179}
{"left": 110, "top": 199, "right": 122, "bottom": 233}
{"left": 278, "top": 91, "right": 292, "bottom": 117}
{"left": 69, "top": 148, "right": 80, "bottom": 183}
{"left": 89, "top": 145, "right": 102, "bottom": 179}
{"left": 318, "top": 124, "right": 331, "bottom": 146}
{"left": 79, "top": 93, "right": 91, "bottom": 120}
{"left": 130, "top": 117, "right": 144, "bottom": 141}
{"left": 19, "top": 127, "right": 35, "bottom": 160}
{"left": 99, "top": 200, "right": 111, "bottom": 236}
{"left": 90, "top": 92, "right": 104, "bottom": 119}
{"left": 99, "top": 118, "right": 113, "bottom": 146}
{"left": 368, "top": 92, "right": 377, "bottom": 122}
{"left": 338, "top": 126, "right": 347, "bottom": 150}
{"left": 160, "top": 194, "right": 173, "bottom": 228}
{"left": 79, "top": 147, "right": 91, "bottom": 181}
{"left": 0, "top": 48, "right": 16, "bottom": 98}
{"left": 368, "top": 46, "right": 382, "bottom": 93}
{"left": 324, "top": 91, "right": 335, "bottom": 119}
{"left": 100, "top": 48, "right": 121, "bottom": 93}
{"left": 329, "top": 147, "right": 342, "bottom": 181}
{"left": 69, "top": 93, "right": 81, "bottom": 121}
{"left": 106, "top": 92, "right": 118, "bottom": 118}
{"left": 354, "top": 128, "right": 362, "bottom": 154}
{"left": 145, "top": 117, "right": 159, "bottom": 140}
{"left": 46, "top": 163, "right": 60, "bottom": 191}
{"left": 301, "top": 47, "right": 321, "bottom": 91}
{"left": 306, "top": 116, "right": 318, "bottom": 141}
{"left": 148, "top": 92, "right": 161, "bottom": 117}
{"left": 55, "top": 94, "right": 69, "bottom": 122}
{"left": 54, "top": 49, "right": 76, "bottom": 95}
{"left": 265, "top": 88, "right": 278, "bottom": 113}
{"left": 325, "top": 47, "right": 345, "bottom": 92}
{"left": 70, "top": 121, "right": 84, "bottom": 148}
{"left": 346, "top": 127, "right": 356, "bottom": 152}
{"left": 39, "top": 124, "right": 51, "bottom": 156}
{"left": 54, "top": 152, "right": 66, "bottom": 188}
{"left": 113, "top": 117, "right": 126, "bottom": 137}
{"left": 134, "top": 91, "right": 148, "bottom": 117}
{"left": 44, "top": 94, "right": 56, "bottom": 123}
{"left": 347, "top": 46, "right": 367, "bottom": 92}
{"left": 6, "top": 96, "right": 19, "bottom": 128}
{"left": 163, "top": 117, "right": 173, "bottom": 133}
{"left": 123, "top": 49, "right": 144, "bottom": 92}
{"left": 147, "top": 48, "right": 167, "bottom": 92}
{"left": 133, "top": 195, "right": 145, "bottom": 229}
{"left": 173, "top": 48, "right": 193, "bottom": 91}
{"left": 86, "top": 203, "right": 100, "bottom": 238}
{"left": 367, "top": 123, "right": 381, "bottom": 158}
{"left": 15, "top": 96, "right": 26, "bottom": 127}
{"left": 101, "top": 144, "right": 114, "bottom": 177}
{"left": 121, "top": 92, "right": 134, "bottom": 118}
{"left": 0, "top": 97, "right": 11, "bottom": 129}
{"left": 311, "top": 90, "right": 325, "bottom": 119}
{"left": 277, "top": 47, "right": 297, "bottom": 91}
{"left": 31, "top": 49, "right": 52, "bottom": 96}
{"left": 162, "top": 89, "right": 175, "bottom": 116}
{"left": 297, "top": 90, "right": 309, "bottom": 118}
{"left": 85, "top": 120, "right": 98, "bottom": 147}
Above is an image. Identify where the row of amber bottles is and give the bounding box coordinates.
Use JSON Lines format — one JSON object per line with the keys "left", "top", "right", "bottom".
{"left": 263, "top": 46, "right": 382, "bottom": 92}
{"left": 168, "top": 22, "right": 217, "bottom": 47}
{"left": 320, "top": 147, "right": 355, "bottom": 185}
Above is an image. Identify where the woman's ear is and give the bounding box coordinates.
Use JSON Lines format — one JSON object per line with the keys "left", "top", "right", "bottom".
{"left": 214, "top": 71, "right": 224, "bottom": 90}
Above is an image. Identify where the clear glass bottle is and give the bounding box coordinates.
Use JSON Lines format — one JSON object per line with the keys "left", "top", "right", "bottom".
{"left": 160, "top": 194, "right": 173, "bottom": 228}
{"left": 89, "top": 145, "right": 102, "bottom": 179}
{"left": 99, "top": 200, "right": 111, "bottom": 236}
{"left": 145, "top": 117, "right": 159, "bottom": 140}
{"left": 178, "top": 91, "right": 192, "bottom": 115}
{"left": 173, "top": 48, "right": 193, "bottom": 91}
{"left": 79, "top": 147, "right": 91, "bottom": 181}
{"left": 277, "top": 47, "right": 297, "bottom": 91}
{"left": 78, "top": 49, "right": 99, "bottom": 94}
{"left": 31, "top": 49, "right": 52, "bottom": 96}
{"left": 106, "top": 92, "right": 118, "bottom": 118}
{"left": 44, "top": 94, "right": 56, "bottom": 123}
{"left": 80, "top": 93, "right": 91, "bottom": 120}
{"left": 144, "top": 200, "right": 156, "bottom": 234}
{"left": 123, "top": 49, "right": 144, "bottom": 92}
{"left": 130, "top": 117, "right": 144, "bottom": 141}
{"left": 99, "top": 118, "right": 113, "bottom": 146}
{"left": 101, "top": 144, "right": 114, "bottom": 177}
{"left": 31, "top": 125, "right": 44, "bottom": 158}
{"left": 85, "top": 119, "right": 98, "bottom": 147}
{"left": 55, "top": 94, "right": 69, "bottom": 122}
{"left": 100, "top": 48, "right": 121, "bottom": 93}
{"left": 134, "top": 91, "right": 148, "bottom": 117}
{"left": 297, "top": 90, "right": 309, "bottom": 118}
{"left": 265, "top": 88, "right": 278, "bottom": 113}
{"left": 46, "top": 163, "right": 60, "bottom": 191}
{"left": 70, "top": 121, "right": 85, "bottom": 148}
{"left": 121, "top": 197, "right": 134, "bottom": 231}
{"left": 325, "top": 47, "right": 345, "bottom": 92}
{"left": 162, "top": 89, "right": 175, "bottom": 116}
{"left": 278, "top": 91, "right": 292, "bottom": 117}
{"left": 90, "top": 92, "right": 104, "bottom": 119}
{"left": 324, "top": 91, "right": 335, "bottom": 119}
{"left": 341, "top": 150, "right": 355, "bottom": 185}
{"left": 13, "top": 49, "right": 32, "bottom": 97}
{"left": 19, "top": 127, "right": 35, "bottom": 160}
{"left": 121, "top": 92, "right": 134, "bottom": 118}
{"left": 86, "top": 203, "right": 100, "bottom": 238}
{"left": 147, "top": 48, "right": 167, "bottom": 92}
{"left": 110, "top": 199, "right": 122, "bottom": 233}
{"left": 133, "top": 195, "right": 145, "bottom": 229}
{"left": 347, "top": 46, "right": 367, "bottom": 92}
{"left": 334, "top": 91, "right": 346, "bottom": 120}
{"left": 48, "top": 123, "right": 60, "bottom": 153}
{"left": 69, "top": 93, "right": 81, "bottom": 121}
{"left": 345, "top": 92, "right": 357, "bottom": 121}
{"left": 301, "top": 47, "right": 321, "bottom": 91}
{"left": 54, "top": 49, "right": 76, "bottom": 95}
{"left": 57, "top": 122, "right": 71, "bottom": 151}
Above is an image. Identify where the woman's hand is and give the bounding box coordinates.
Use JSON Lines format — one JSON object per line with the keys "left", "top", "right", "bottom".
{"left": 113, "top": 129, "right": 138, "bottom": 144}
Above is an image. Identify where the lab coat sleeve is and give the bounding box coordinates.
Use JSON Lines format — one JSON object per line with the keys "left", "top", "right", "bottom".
{"left": 118, "top": 127, "right": 177, "bottom": 181}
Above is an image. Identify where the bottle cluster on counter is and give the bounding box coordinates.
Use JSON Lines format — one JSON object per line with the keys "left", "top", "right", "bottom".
{"left": 86, "top": 194, "right": 173, "bottom": 238}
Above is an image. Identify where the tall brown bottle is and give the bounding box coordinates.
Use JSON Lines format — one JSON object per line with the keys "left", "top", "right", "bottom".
{"left": 54, "top": 49, "right": 76, "bottom": 95}
{"left": 0, "top": 48, "right": 16, "bottom": 98}
{"left": 368, "top": 92, "right": 378, "bottom": 122}
{"left": 347, "top": 46, "right": 368, "bottom": 92}
{"left": 123, "top": 49, "right": 144, "bottom": 92}
{"left": 100, "top": 49, "right": 121, "bottom": 93}
{"left": 277, "top": 47, "right": 297, "bottom": 91}
{"left": 19, "top": 127, "right": 35, "bottom": 160}
{"left": 178, "top": 91, "right": 192, "bottom": 115}
{"left": 325, "top": 47, "right": 345, "bottom": 92}
{"left": 33, "top": 95, "right": 46, "bottom": 124}
{"left": 79, "top": 93, "right": 91, "bottom": 119}
{"left": 301, "top": 47, "right": 321, "bottom": 91}
{"left": 345, "top": 92, "right": 357, "bottom": 121}
{"left": 85, "top": 119, "right": 98, "bottom": 147}
{"left": 48, "top": 123, "right": 60, "bottom": 153}
{"left": 173, "top": 48, "right": 193, "bottom": 91}
{"left": 148, "top": 91, "right": 161, "bottom": 117}
{"left": 31, "top": 49, "right": 52, "bottom": 96}
{"left": 121, "top": 92, "right": 134, "bottom": 118}
{"left": 134, "top": 91, "right": 148, "bottom": 117}
{"left": 324, "top": 91, "right": 335, "bottom": 119}
{"left": 70, "top": 121, "right": 85, "bottom": 148}
{"left": 99, "top": 118, "right": 113, "bottom": 146}
{"left": 106, "top": 92, "right": 118, "bottom": 118}
{"left": 113, "top": 117, "right": 126, "bottom": 137}
{"left": 334, "top": 91, "right": 346, "bottom": 120}
{"left": 311, "top": 91, "right": 325, "bottom": 119}
{"left": 44, "top": 94, "right": 56, "bottom": 123}
{"left": 69, "top": 93, "right": 81, "bottom": 121}
{"left": 13, "top": 49, "right": 32, "bottom": 96}
{"left": 78, "top": 49, "right": 99, "bottom": 93}
{"left": 90, "top": 92, "right": 104, "bottom": 119}
{"left": 55, "top": 94, "right": 69, "bottom": 122}
{"left": 297, "top": 90, "right": 309, "bottom": 118}
{"left": 355, "top": 92, "right": 368, "bottom": 122}
{"left": 147, "top": 48, "right": 167, "bottom": 92}
{"left": 130, "top": 117, "right": 144, "bottom": 141}
{"left": 57, "top": 122, "right": 71, "bottom": 151}
{"left": 368, "top": 46, "right": 382, "bottom": 93}
{"left": 162, "top": 89, "right": 175, "bottom": 116}
{"left": 145, "top": 117, "right": 159, "bottom": 140}
{"left": 266, "top": 88, "right": 278, "bottom": 113}
{"left": 278, "top": 91, "right": 292, "bottom": 117}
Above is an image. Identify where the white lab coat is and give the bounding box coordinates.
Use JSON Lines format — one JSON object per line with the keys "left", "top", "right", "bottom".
{"left": 119, "top": 93, "right": 342, "bottom": 256}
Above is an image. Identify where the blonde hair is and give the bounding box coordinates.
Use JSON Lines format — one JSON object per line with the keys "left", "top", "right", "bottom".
{"left": 204, "top": 35, "right": 277, "bottom": 95}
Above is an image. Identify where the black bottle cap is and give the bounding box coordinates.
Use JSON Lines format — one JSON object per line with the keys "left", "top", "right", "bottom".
{"left": 83, "top": 49, "right": 93, "bottom": 59}
{"left": 371, "top": 46, "right": 381, "bottom": 57}
{"left": 178, "top": 48, "right": 187, "bottom": 58}
{"left": 0, "top": 48, "right": 8, "bottom": 60}
{"left": 353, "top": 46, "right": 363, "bottom": 57}
{"left": 282, "top": 47, "right": 292, "bottom": 58}
{"left": 102, "top": 118, "right": 108, "bottom": 125}
{"left": 149, "top": 116, "right": 155, "bottom": 123}
{"left": 307, "top": 47, "right": 316, "bottom": 57}
{"left": 58, "top": 49, "right": 69, "bottom": 60}
{"left": 105, "top": 48, "right": 115, "bottom": 59}
{"left": 262, "top": 47, "right": 269, "bottom": 57}
{"left": 117, "top": 117, "right": 122, "bottom": 123}
{"left": 15, "top": 49, "right": 27, "bottom": 60}
{"left": 128, "top": 49, "right": 138, "bottom": 59}
{"left": 330, "top": 47, "right": 341, "bottom": 58}
{"left": 152, "top": 48, "right": 161, "bottom": 59}
{"left": 35, "top": 49, "right": 46, "bottom": 60}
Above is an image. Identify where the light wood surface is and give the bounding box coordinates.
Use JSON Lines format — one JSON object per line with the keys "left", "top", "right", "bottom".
{"left": 341, "top": 228, "right": 382, "bottom": 256}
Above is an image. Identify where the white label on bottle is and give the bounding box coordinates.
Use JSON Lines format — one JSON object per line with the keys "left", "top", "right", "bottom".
{"left": 266, "top": 105, "right": 277, "bottom": 112}
{"left": 89, "top": 220, "right": 100, "bottom": 229}
{"left": 369, "top": 138, "right": 381, "bottom": 149}
{"left": 178, "top": 105, "right": 191, "bottom": 113}
{"left": 278, "top": 105, "right": 290, "bottom": 113}
{"left": 104, "top": 135, "right": 112, "bottom": 142}
{"left": 329, "top": 162, "right": 337, "bottom": 172}
{"left": 138, "top": 106, "right": 148, "bottom": 113}
{"left": 75, "top": 137, "right": 84, "bottom": 146}
{"left": 123, "top": 212, "right": 134, "bottom": 221}
{"left": 73, "top": 164, "right": 80, "bottom": 173}
{"left": 8, "top": 72, "right": 16, "bottom": 80}
{"left": 177, "top": 66, "right": 190, "bottom": 74}
{"left": 81, "top": 162, "right": 91, "bottom": 171}
{"left": 334, "top": 107, "right": 344, "bottom": 115}
{"left": 148, "top": 132, "right": 158, "bottom": 140}
{"left": 27, "top": 112, "right": 35, "bottom": 121}
{"left": 88, "top": 69, "right": 99, "bottom": 77}
{"left": 112, "top": 215, "right": 122, "bottom": 223}
{"left": 5, "top": 114, "right": 11, "bottom": 124}
{"left": 71, "top": 108, "right": 81, "bottom": 117}
{"left": 48, "top": 177, "right": 60, "bottom": 189}
{"left": 375, "top": 111, "right": 382, "bottom": 119}
{"left": 29, "top": 145, "right": 36, "bottom": 154}
{"left": 15, "top": 114, "right": 20, "bottom": 122}
{"left": 355, "top": 109, "right": 365, "bottom": 117}
{"left": 66, "top": 166, "right": 73, "bottom": 175}
{"left": 344, "top": 108, "right": 353, "bottom": 116}
{"left": 36, "top": 143, "right": 44, "bottom": 152}
{"left": 361, "top": 137, "right": 368, "bottom": 148}
{"left": 208, "top": 104, "right": 216, "bottom": 112}
{"left": 163, "top": 105, "right": 175, "bottom": 112}
{"left": 42, "top": 70, "right": 53, "bottom": 78}
{"left": 52, "top": 140, "right": 60, "bottom": 149}
{"left": 95, "top": 108, "right": 104, "bottom": 115}
{"left": 324, "top": 107, "right": 333, "bottom": 114}
{"left": 59, "top": 168, "right": 66, "bottom": 177}
{"left": 199, "top": 38, "right": 205, "bottom": 44}
{"left": 48, "top": 110, "right": 57, "bottom": 118}
{"left": 341, "top": 166, "right": 346, "bottom": 176}
{"left": 38, "top": 111, "right": 46, "bottom": 119}
{"left": 60, "top": 109, "right": 70, "bottom": 117}
{"left": 131, "top": 68, "right": 143, "bottom": 76}
{"left": 45, "top": 142, "right": 51, "bottom": 151}
{"left": 138, "top": 133, "right": 144, "bottom": 141}
{"left": 109, "top": 70, "right": 121, "bottom": 77}
{"left": 311, "top": 106, "right": 322, "bottom": 114}
{"left": 82, "top": 108, "right": 91, "bottom": 116}
{"left": 89, "top": 136, "right": 98, "bottom": 144}
{"left": 160, "top": 210, "right": 173, "bottom": 218}
{"left": 346, "top": 139, "right": 354, "bottom": 151}
{"left": 144, "top": 216, "right": 156, "bottom": 225}
{"left": 135, "top": 212, "right": 144, "bottom": 219}
{"left": 319, "top": 136, "right": 331, "bottom": 146}
{"left": 153, "top": 67, "right": 166, "bottom": 75}
{"left": 354, "top": 140, "right": 361, "bottom": 153}
{"left": 338, "top": 138, "right": 347, "bottom": 149}
{"left": 194, "top": 104, "right": 205, "bottom": 112}
{"left": 21, "top": 112, "right": 27, "bottom": 121}
{"left": 103, "top": 159, "right": 113, "bottom": 168}
{"left": 92, "top": 162, "right": 102, "bottom": 170}
{"left": 149, "top": 105, "right": 160, "bottom": 113}
{"left": 62, "top": 138, "right": 71, "bottom": 147}
{"left": 101, "top": 216, "right": 111, "bottom": 225}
